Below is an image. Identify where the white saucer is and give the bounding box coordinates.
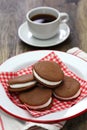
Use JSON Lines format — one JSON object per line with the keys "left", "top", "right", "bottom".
{"left": 18, "top": 21, "right": 70, "bottom": 47}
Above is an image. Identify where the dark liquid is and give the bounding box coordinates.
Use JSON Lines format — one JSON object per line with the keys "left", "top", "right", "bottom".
{"left": 30, "top": 14, "right": 57, "bottom": 23}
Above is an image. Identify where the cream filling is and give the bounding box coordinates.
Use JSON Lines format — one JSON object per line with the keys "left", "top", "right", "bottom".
{"left": 10, "top": 81, "right": 36, "bottom": 88}
{"left": 54, "top": 89, "right": 81, "bottom": 100}
{"left": 27, "top": 97, "right": 52, "bottom": 109}
{"left": 33, "top": 70, "right": 62, "bottom": 86}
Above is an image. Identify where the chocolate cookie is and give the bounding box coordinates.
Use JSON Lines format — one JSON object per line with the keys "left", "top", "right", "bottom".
{"left": 8, "top": 74, "right": 37, "bottom": 92}
{"left": 27, "top": 125, "right": 48, "bottom": 130}
{"left": 33, "top": 61, "right": 64, "bottom": 88}
{"left": 53, "top": 76, "right": 81, "bottom": 100}
{"left": 19, "top": 85, "right": 52, "bottom": 110}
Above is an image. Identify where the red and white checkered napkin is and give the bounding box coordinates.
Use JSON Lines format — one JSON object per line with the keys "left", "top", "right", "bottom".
{"left": 0, "top": 51, "right": 87, "bottom": 118}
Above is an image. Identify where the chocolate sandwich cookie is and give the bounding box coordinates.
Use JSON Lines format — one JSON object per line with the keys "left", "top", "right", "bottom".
{"left": 33, "top": 61, "right": 64, "bottom": 88}
{"left": 19, "top": 85, "right": 52, "bottom": 110}
{"left": 8, "top": 74, "right": 37, "bottom": 92}
{"left": 27, "top": 126, "right": 48, "bottom": 130}
{"left": 53, "top": 76, "right": 81, "bottom": 100}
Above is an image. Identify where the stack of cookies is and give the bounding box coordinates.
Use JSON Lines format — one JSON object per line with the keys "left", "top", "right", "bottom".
{"left": 8, "top": 61, "right": 81, "bottom": 111}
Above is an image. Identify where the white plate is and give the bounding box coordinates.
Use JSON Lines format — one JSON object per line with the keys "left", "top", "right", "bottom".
{"left": 0, "top": 50, "right": 87, "bottom": 123}
{"left": 18, "top": 22, "right": 70, "bottom": 47}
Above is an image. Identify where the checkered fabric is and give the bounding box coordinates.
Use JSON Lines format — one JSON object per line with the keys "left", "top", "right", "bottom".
{"left": 0, "top": 51, "right": 87, "bottom": 117}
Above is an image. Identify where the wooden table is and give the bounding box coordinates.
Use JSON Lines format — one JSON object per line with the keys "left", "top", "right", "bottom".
{"left": 0, "top": 0, "right": 87, "bottom": 130}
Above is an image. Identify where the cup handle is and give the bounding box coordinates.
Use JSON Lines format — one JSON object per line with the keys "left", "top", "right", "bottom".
{"left": 59, "top": 12, "right": 69, "bottom": 23}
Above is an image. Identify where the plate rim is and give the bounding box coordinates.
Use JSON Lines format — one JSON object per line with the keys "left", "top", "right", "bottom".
{"left": 0, "top": 50, "right": 87, "bottom": 123}
{"left": 1, "top": 106, "right": 87, "bottom": 123}
{"left": 18, "top": 21, "right": 70, "bottom": 47}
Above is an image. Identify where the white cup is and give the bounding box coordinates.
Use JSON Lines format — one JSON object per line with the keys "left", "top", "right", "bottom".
{"left": 26, "top": 7, "right": 69, "bottom": 39}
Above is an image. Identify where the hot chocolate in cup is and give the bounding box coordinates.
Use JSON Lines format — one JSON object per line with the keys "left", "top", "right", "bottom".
{"left": 26, "top": 7, "right": 69, "bottom": 39}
